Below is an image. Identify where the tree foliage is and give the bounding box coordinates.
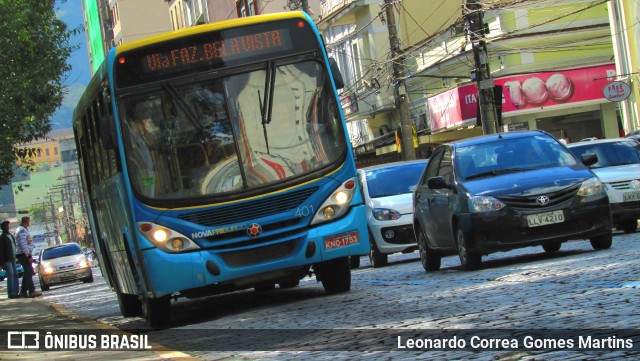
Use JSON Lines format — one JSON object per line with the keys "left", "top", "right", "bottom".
{"left": 28, "top": 203, "right": 48, "bottom": 226}
{"left": 0, "top": 0, "right": 78, "bottom": 185}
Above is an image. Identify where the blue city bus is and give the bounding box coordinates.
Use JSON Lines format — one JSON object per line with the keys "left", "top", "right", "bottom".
{"left": 72, "top": 12, "right": 369, "bottom": 327}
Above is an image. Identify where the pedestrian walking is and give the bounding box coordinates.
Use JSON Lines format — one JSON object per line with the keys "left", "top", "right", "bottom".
{"left": 15, "top": 216, "right": 41, "bottom": 298}
{"left": 0, "top": 220, "right": 20, "bottom": 298}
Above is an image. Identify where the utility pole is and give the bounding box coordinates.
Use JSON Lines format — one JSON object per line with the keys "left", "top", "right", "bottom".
{"left": 76, "top": 172, "right": 90, "bottom": 246}
{"left": 385, "top": 0, "right": 416, "bottom": 160}
{"left": 49, "top": 195, "right": 59, "bottom": 245}
{"left": 465, "top": 0, "right": 500, "bottom": 134}
{"left": 61, "top": 189, "right": 71, "bottom": 243}
{"left": 65, "top": 182, "right": 77, "bottom": 242}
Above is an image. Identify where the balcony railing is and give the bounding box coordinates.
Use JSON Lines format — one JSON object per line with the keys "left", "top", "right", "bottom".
{"left": 320, "top": 0, "right": 355, "bottom": 19}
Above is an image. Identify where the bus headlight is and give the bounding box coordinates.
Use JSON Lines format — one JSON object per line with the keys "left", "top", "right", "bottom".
{"left": 137, "top": 222, "right": 201, "bottom": 253}
{"left": 311, "top": 178, "right": 356, "bottom": 225}
{"left": 153, "top": 229, "right": 168, "bottom": 243}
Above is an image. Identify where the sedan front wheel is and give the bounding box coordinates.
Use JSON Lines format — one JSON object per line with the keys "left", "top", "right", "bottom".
{"left": 542, "top": 242, "right": 561, "bottom": 252}
{"left": 418, "top": 229, "right": 440, "bottom": 272}
{"left": 456, "top": 228, "right": 481, "bottom": 271}
{"left": 590, "top": 234, "right": 612, "bottom": 250}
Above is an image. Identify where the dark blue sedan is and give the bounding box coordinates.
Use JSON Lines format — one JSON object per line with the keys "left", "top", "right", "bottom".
{"left": 413, "top": 130, "right": 612, "bottom": 271}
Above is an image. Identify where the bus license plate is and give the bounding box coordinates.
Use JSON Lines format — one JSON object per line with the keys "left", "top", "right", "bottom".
{"left": 324, "top": 231, "right": 359, "bottom": 250}
{"left": 623, "top": 191, "right": 640, "bottom": 202}
{"left": 527, "top": 210, "right": 564, "bottom": 228}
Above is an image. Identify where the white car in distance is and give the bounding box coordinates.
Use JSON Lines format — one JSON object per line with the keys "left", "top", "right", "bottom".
{"left": 568, "top": 138, "right": 640, "bottom": 233}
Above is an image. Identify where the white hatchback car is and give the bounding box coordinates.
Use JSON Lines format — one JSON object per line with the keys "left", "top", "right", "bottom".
{"left": 356, "top": 160, "right": 428, "bottom": 267}
{"left": 568, "top": 138, "right": 640, "bottom": 233}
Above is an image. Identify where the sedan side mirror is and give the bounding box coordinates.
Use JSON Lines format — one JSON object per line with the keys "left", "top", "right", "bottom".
{"left": 427, "top": 176, "right": 449, "bottom": 190}
{"left": 581, "top": 153, "right": 598, "bottom": 167}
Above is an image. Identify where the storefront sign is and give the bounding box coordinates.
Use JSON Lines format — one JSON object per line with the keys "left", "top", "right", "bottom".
{"left": 341, "top": 94, "right": 358, "bottom": 115}
{"left": 603, "top": 81, "right": 631, "bottom": 102}
{"left": 508, "top": 122, "right": 530, "bottom": 131}
{"left": 428, "top": 64, "right": 617, "bottom": 131}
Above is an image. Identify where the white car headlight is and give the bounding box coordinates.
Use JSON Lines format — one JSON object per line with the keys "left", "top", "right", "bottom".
{"left": 41, "top": 262, "right": 54, "bottom": 274}
{"left": 311, "top": 178, "right": 357, "bottom": 225}
{"left": 577, "top": 177, "right": 604, "bottom": 197}
{"left": 468, "top": 196, "right": 506, "bottom": 213}
{"left": 137, "top": 222, "right": 201, "bottom": 253}
{"left": 372, "top": 208, "right": 401, "bottom": 221}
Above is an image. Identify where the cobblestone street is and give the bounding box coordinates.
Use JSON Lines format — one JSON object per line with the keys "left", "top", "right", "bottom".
{"left": 28, "top": 230, "right": 639, "bottom": 360}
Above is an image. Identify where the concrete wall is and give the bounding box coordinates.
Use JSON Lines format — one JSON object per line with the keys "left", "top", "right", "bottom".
{"left": 116, "top": 0, "right": 172, "bottom": 43}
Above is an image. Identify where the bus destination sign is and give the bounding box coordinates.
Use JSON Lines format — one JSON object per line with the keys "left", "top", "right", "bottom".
{"left": 114, "top": 20, "right": 315, "bottom": 88}
{"left": 140, "top": 29, "right": 292, "bottom": 74}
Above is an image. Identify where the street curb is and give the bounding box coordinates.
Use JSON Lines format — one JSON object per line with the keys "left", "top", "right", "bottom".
{"left": 31, "top": 296, "right": 199, "bottom": 360}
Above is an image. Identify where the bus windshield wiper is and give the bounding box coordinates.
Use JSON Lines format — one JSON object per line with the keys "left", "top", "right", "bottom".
{"left": 258, "top": 61, "right": 276, "bottom": 154}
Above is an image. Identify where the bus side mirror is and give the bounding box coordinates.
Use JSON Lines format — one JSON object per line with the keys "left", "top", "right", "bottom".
{"left": 329, "top": 58, "right": 344, "bottom": 90}
{"left": 99, "top": 115, "right": 116, "bottom": 150}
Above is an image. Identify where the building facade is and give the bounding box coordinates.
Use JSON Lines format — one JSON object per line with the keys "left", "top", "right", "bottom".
{"left": 319, "top": 0, "right": 637, "bottom": 163}
{"left": 83, "top": 0, "right": 174, "bottom": 73}
{"left": 208, "top": 0, "right": 321, "bottom": 22}
{"left": 317, "top": 0, "right": 403, "bottom": 165}
{"left": 18, "top": 129, "right": 74, "bottom": 171}
{"left": 402, "top": 0, "right": 620, "bottom": 150}
{"left": 609, "top": 0, "right": 640, "bottom": 134}
{"left": 83, "top": 0, "right": 321, "bottom": 72}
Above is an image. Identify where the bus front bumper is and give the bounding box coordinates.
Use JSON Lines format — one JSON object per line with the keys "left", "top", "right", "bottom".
{"left": 142, "top": 204, "right": 369, "bottom": 297}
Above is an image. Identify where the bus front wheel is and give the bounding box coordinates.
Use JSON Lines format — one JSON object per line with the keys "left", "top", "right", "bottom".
{"left": 314, "top": 256, "right": 351, "bottom": 294}
{"left": 144, "top": 296, "right": 171, "bottom": 329}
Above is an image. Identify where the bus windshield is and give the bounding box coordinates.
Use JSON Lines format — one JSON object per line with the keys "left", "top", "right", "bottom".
{"left": 121, "top": 60, "right": 345, "bottom": 201}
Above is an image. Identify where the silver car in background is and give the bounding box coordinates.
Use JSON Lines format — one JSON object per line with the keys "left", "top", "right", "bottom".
{"left": 356, "top": 160, "right": 428, "bottom": 267}
{"left": 38, "top": 242, "right": 94, "bottom": 291}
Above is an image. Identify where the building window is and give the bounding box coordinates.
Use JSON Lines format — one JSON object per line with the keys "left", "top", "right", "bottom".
{"left": 45, "top": 148, "right": 50, "bottom": 156}
{"left": 54, "top": 147, "right": 58, "bottom": 155}
{"left": 236, "top": 0, "right": 257, "bottom": 17}
{"left": 111, "top": 3, "right": 119, "bottom": 29}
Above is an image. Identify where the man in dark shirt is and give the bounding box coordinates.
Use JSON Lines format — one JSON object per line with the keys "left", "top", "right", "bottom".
{"left": 0, "top": 220, "right": 20, "bottom": 298}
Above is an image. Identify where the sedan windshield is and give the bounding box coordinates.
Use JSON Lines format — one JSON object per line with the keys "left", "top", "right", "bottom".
{"left": 365, "top": 162, "right": 427, "bottom": 198}
{"left": 568, "top": 141, "right": 640, "bottom": 168}
{"left": 42, "top": 244, "right": 83, "bottom": 261}
{"left": 457, "top": 134, "right": 576, "bottom": 180}
{"left": 120, "top": 60, "right": 345, "bottom": 201}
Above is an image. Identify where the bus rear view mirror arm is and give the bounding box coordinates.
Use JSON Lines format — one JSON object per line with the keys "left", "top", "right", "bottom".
{"left": 329, "top": 58, "right": 344, "bottom": 90}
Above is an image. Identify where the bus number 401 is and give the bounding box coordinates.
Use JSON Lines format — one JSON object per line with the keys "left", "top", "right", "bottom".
{"left": 295, "top": 205, "right": 315, "bottom": 217}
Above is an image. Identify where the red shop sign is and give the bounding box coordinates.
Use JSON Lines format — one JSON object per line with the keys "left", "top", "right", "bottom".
{"left": 428, "top": 64, "right": 617, "bottom": 131}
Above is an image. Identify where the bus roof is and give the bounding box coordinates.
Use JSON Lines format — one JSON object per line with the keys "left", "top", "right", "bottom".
{"left": 115, "top": 11, "right": 310, "bottom": 55}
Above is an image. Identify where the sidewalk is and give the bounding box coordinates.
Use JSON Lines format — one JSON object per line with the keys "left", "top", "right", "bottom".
{"left": 0, "top": 285, "right": 197, "bottom": 360}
